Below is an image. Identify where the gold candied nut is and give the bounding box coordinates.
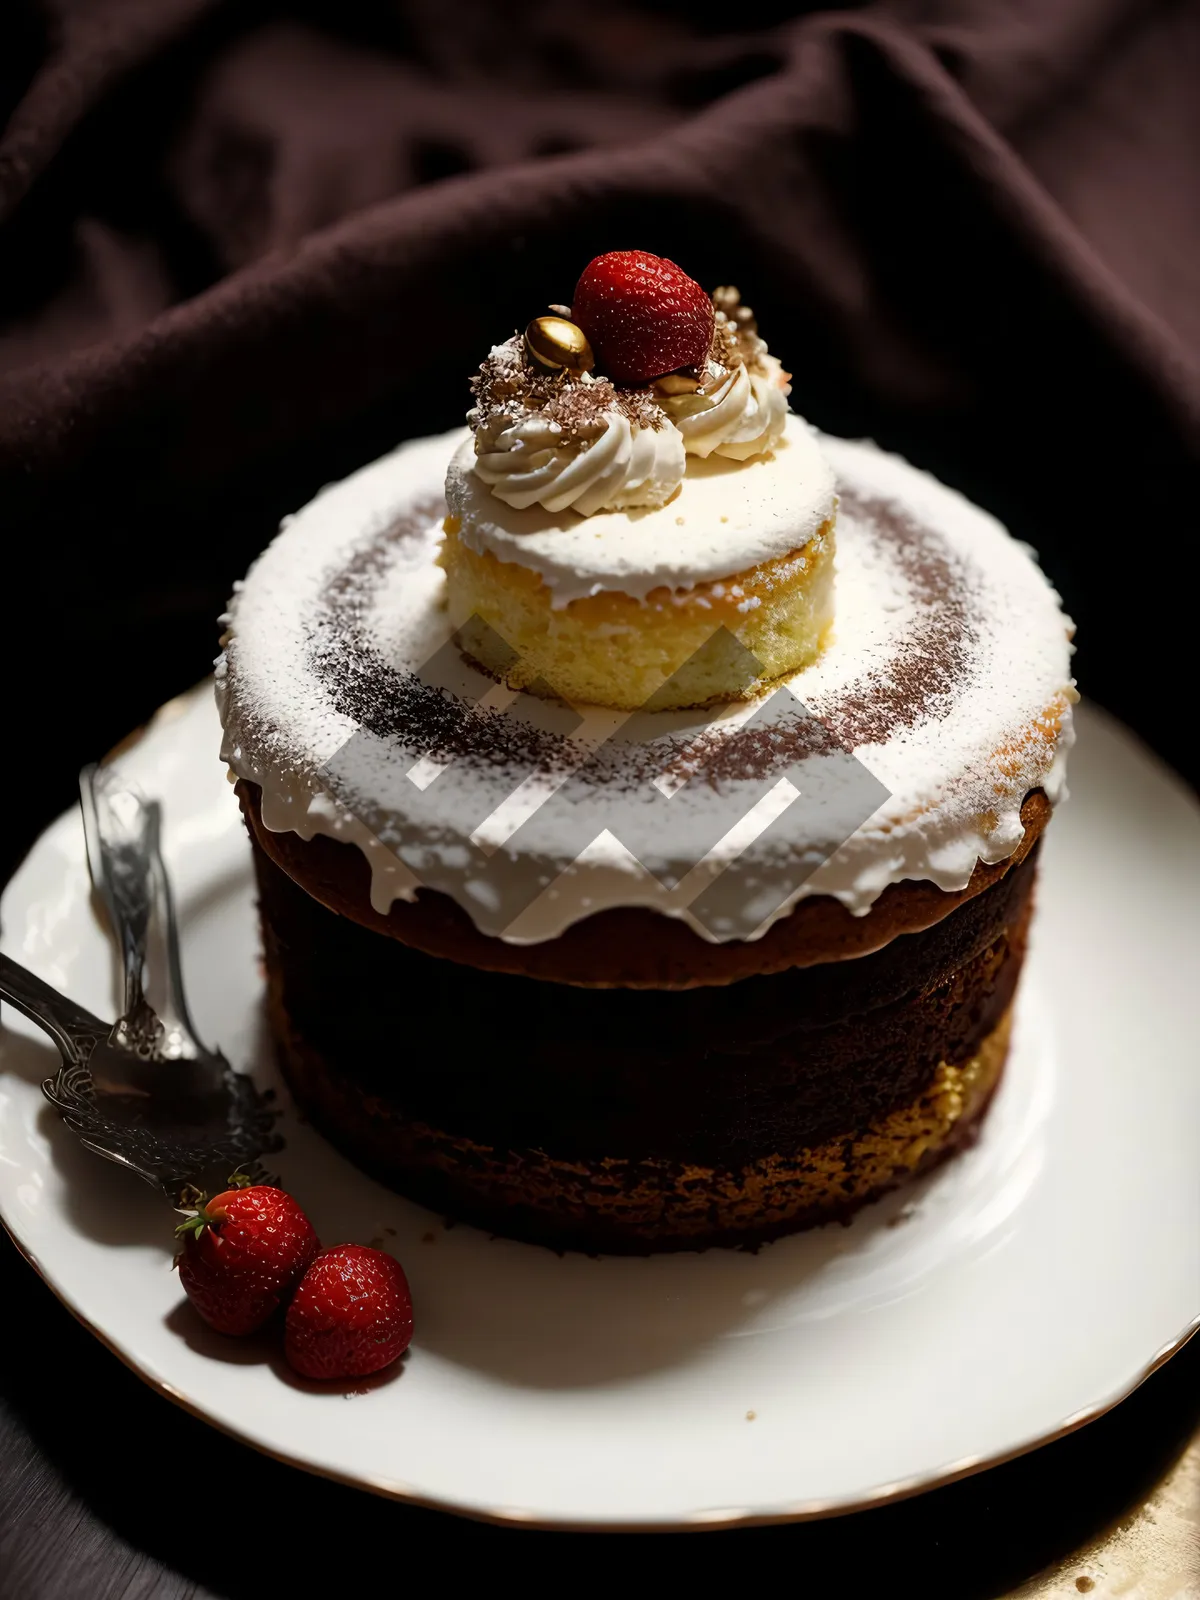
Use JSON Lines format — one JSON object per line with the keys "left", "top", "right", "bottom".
{"left": 524, "top": 315, "right": 594, "bottom": 374}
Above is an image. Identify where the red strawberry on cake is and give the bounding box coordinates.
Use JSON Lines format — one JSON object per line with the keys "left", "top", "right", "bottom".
{"left": 572, "top": 249, "right": 714, "bottom": 383}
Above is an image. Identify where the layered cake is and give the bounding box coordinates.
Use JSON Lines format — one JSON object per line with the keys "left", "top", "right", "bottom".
{"left": 217, "top": 250, "right": 1075, "bottom": 1253}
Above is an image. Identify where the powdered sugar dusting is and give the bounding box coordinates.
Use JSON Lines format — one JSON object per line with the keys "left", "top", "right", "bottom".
{"left": 217, "top": 427, "right": 1075, "bottom": 943}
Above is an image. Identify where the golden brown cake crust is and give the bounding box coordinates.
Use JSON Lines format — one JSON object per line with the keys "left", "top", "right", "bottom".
{"left": 237, "top": 779, "right": 1050, "bottom": 989}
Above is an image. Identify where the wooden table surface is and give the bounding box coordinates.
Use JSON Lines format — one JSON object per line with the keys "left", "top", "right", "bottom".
{"left": 0, "top": 1223, "right": 1195, "bottom": 1597}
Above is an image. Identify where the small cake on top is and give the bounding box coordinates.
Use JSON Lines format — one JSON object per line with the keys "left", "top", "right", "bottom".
{"left": 440, "top": 250, "right": 836, "bottom": 711}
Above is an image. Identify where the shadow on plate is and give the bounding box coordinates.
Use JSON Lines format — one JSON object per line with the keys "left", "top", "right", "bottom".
{"left": 400, "top": 1175, "right": 941, "bottom": 1391}
{"left": 163, "top": 1298, "right": 408, "bottom": 1396}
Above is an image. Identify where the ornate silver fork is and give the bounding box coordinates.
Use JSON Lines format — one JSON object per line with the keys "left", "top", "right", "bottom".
{"left": 0, "top": 767, "right": 276, "bottom": 1207}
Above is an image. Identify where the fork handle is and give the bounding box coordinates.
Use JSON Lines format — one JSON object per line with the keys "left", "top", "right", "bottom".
{"left": 80, "top": 763, "right": 155, "bottom": 1024}
{"left": 80, "top": 764, "right": 205, "bottom": 1061}
{"left": 0, "top": 952, "right": 108, "bottom": 1063}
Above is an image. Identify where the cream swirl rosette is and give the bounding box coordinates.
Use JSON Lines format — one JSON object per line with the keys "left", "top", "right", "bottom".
{"left": 660, "top": 352, "right": 790, "bottom": 461}
{"left": 473, "top": 400, "right": 685, "bottom": 516}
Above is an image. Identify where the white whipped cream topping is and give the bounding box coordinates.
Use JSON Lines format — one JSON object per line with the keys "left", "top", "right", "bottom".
{"left": 218, "top": 426, "right": 1075, "bottom": 946}
{"left": 448, "top": 412, "right": 835, "bottom": 605}
{"left": 473, "top": 402, "right": 684, "bottom": 516}
{"left": 662, "top": 355, "right": 789, "bottom": 460}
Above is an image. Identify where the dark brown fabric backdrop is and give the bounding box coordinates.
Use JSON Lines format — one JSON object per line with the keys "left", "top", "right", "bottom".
{"left": 1, "top": 0, "right": 1197, "bottom": 879}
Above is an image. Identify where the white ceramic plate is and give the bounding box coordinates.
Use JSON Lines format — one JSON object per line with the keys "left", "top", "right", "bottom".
{"left": 1, "top": 687, "right": 1197, "bottom": 1529}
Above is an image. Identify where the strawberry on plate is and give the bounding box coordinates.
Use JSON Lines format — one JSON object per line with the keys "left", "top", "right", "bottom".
{"left": 175, "top": 1182, "right": 320, "bottom": 1336}
{"left": 572, "top": 250, "right": 714, "bottom": 385}
{"left": 285, "top": 1244, "right": 414, "bottom": 1381}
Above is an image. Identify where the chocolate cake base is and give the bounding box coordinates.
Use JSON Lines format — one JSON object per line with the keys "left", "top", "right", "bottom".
{"left": 269, "top": 979, "right": 1011, "bottom": 1253}
{"left": 247, "top": 804, "right": 1038, "bottom": 1253}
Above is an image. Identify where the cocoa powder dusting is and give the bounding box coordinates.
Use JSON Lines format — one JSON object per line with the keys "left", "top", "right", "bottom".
{"left": 306, "top": 486, "right": 976, "bottom": 795}
{"left": 470, "top": 334, "right": 669, "bottom": 440}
